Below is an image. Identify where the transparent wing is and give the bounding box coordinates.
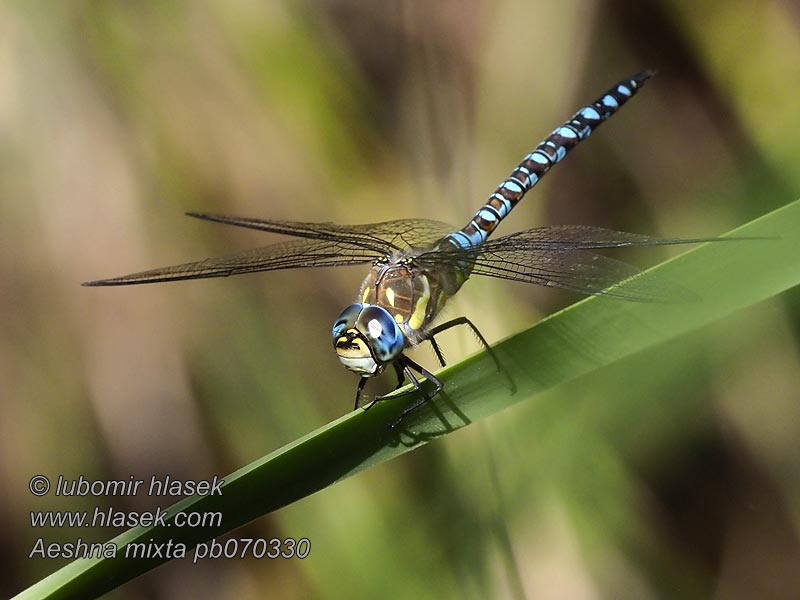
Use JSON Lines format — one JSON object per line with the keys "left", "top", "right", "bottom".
{"left": 483, "top": 225, "right": 717, "bottom": 251}
{"left": 186, "top": 212, "right": 453, "bottom": 253}
{"left": 82, "top": 237, "right": 383, "bottom": 286}
{"left": 469, "top": 248, "right": 690, "bottom": 302}
{"left": 83, "top": 215, "right": 456, "bottom": 286}
{"left": 419, "top": 225, "right": 722, "bottom": 302}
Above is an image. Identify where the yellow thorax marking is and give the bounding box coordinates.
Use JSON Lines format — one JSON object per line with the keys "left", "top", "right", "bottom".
{"left": 407, "top": 275, "right": 431, "bottom": 331}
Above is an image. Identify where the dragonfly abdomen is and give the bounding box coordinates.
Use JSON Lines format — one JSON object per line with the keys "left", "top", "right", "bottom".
{"left": 445, "top": 71, "right": 653, "bottom": 252}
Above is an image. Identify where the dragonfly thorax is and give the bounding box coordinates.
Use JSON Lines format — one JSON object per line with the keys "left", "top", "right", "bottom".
{"left": 332, "top": 303, "right": 405, "bottom": 376}
{"left": 332, "top": 254, "right": 450, "bottom": 377}
{"left": 357, "top": 257, "right": 446, "bottom": 343}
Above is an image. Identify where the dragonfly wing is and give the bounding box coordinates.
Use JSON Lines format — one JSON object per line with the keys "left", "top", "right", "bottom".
{"left": 485, "top": 224, "right": 721, "bottom": 251}
{"left": 83, "top": 238, "right": 382, "bottom": 286}
{"left": 468, "top": 247, "right": 693, "bottom": 302}
{"left": 418, "top": 226, "right": 715, "bottom": 302}
{"left": 187, "top": 213, "right": 454, "bottom": 252}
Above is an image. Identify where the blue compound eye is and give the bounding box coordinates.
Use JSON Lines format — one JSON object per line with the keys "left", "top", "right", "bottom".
{"left": 332, "top": 303, "right": 362, "bottom": 343}
{"left": 357, "top": 305, "right": 404, "bottom": 362}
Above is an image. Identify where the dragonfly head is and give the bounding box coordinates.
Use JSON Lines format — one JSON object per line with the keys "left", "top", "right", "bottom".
{"left": 332, "top": 303, "right": 405, "bottom": 376}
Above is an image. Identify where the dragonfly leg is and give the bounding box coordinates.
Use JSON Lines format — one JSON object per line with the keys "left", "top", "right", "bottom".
{"left": 358, "top": 360, "right": 410, "bottom": 411}
{"left": 427, "top": 336, "right": 447, "bottom": 368}
{"left": 389, "top": 356, "right": 444, "bottom": 428}
{"left": 364, "top": 358, "right": 421, "bottom": 411}
{"left": 362, "top": 356, "right": 444, "bottom": 426}
{"left": 363, "top": 359, "right": 420, "bottom": 412}
{"left": 392, "top": 361, "right": 407, "bottom": 390}
{"left": 353, "top": 376, "right": 369, "bottom": 411}
{"left": 423, "top": 316, "right": 516, "bottom": 393}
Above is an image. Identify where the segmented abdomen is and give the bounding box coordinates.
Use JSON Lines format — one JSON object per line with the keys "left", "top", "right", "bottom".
{"left": 445, "top": 71, "right": 653, "bottom": 250}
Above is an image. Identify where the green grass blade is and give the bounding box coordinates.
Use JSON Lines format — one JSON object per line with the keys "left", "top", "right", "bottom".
{"left": 16, "top": 198, "right": 800, "bottom": 600}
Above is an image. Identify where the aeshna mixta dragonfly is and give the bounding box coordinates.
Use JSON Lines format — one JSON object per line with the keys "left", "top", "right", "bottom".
{"left": 85, "top": 71, "right": 712, "bottom": 424}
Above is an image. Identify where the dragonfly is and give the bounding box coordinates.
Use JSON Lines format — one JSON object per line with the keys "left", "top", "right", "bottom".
{"left": 84, "top": 71, "right": 712, "bottom": 424}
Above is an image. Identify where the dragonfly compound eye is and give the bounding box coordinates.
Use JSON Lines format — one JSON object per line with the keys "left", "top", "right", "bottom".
{"left": 332, "top": 303, "right": 402, "bottom": 376}
{"left": 332, "top": 303, "right": 362, "bottom": 343}
{"left": 357, "top": 305, "right": 405, "bottom": 363}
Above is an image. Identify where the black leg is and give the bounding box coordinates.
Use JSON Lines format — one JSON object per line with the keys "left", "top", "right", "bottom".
{"left": 358, "top": 317, "right": 514, "bottom": 427}
{"left": 390, "top": 356, "right": 444, "bottom": 428}
{"left": 428, "top": 336, "right": 447, "bottom": 368}
{"left": 392, "top": 361, "right": 406, "bottom": 390}
{"left": 423, "top": 316, "right": 515, "bottom": 392}
{"left": 425, "top": 316, "right": 490, "bottom": 353}
{"left": 357, "top": 355, "right": 446, "bottom": 427}
{"left": 362, "top": 361, "right": 412, "bottom": 412}
{"left": 365, "top": 357, "right": 420, "bottom": 411}
{"left": 353, "top": 376, "right": 368, "bottom": 411}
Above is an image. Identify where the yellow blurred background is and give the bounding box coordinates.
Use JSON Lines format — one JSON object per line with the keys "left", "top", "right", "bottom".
{"left": 3, "top": 1, "right": 800, "bottom": 598}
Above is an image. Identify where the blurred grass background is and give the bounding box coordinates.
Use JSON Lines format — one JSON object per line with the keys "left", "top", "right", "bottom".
{"left": 2, "top": 1, "right": 800, "bottom": 598}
